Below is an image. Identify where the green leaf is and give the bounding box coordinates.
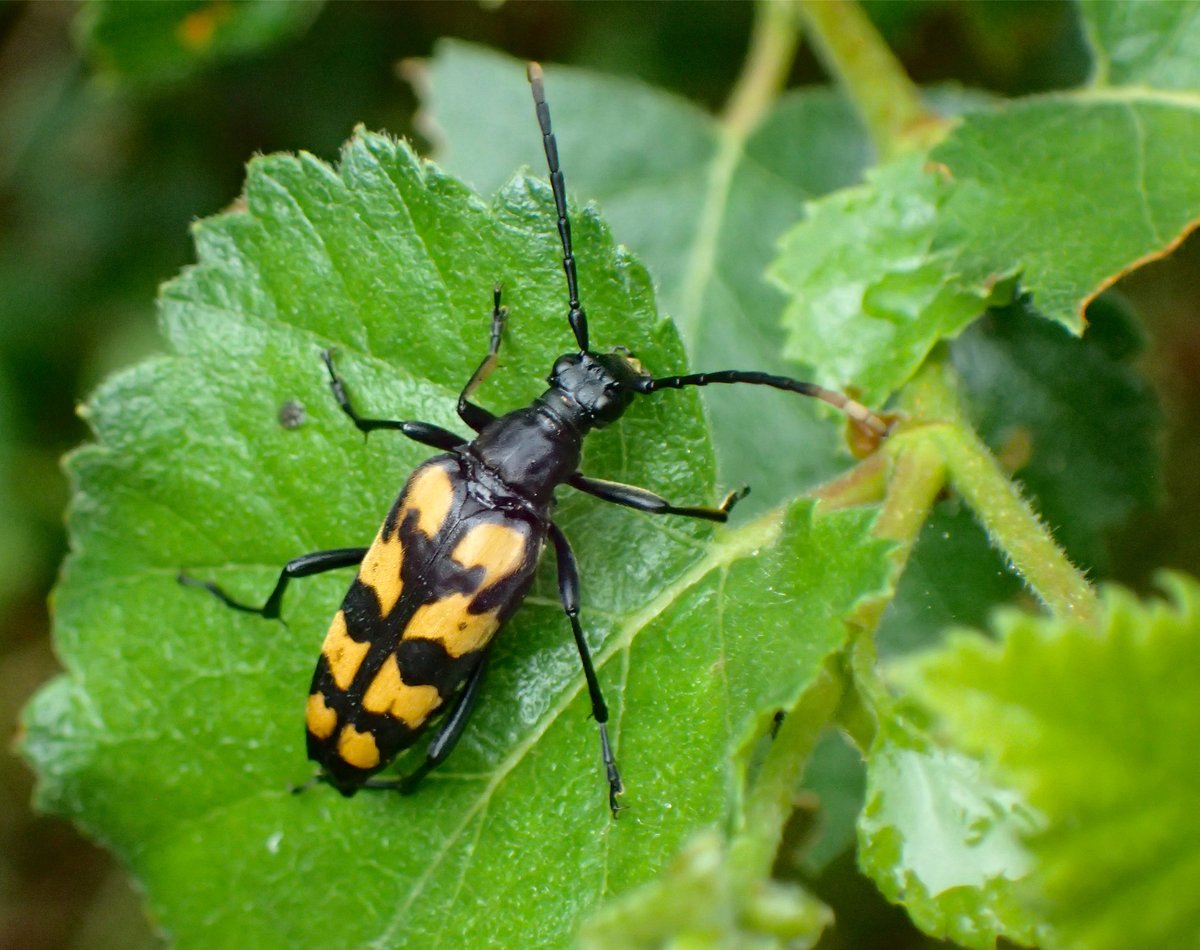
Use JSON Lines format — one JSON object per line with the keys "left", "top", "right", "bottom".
{"left": 770, "top": 153, "right": 1003, "bottom": 406}
{"left": 895, "top": 573, "right": 1200, "bottom": 950}
{"left": 1081, "top": 0, "right": 1200, "bottom": 89}
{"left": 788, "top": 729, "right": 866, "bottom": 875}
{"left": 857, "top": 712, "right": 1047, "bottom": 949}
{"left": 78, "top": 0, "right": 321, "bottom": 87}
{"left": 579, "top": 666, "right": 864, "bottom": 949}
{"left": 772, "top": 5, "right": 1200, "bottom": 397}
{"left": 934, "top": 92, "right": 1200, "bottom": 334}
{"left": 423, "top": 41, "right": 717, "bottom": 325}
{"left": 424, "top": 41, "right": 876, "bottom": 509}
{"left": 21, "top": 124, "right": 893, "bottom": 947}
{"left": 579, "top": 829, "right": 831, "bottom": 950}
{"left": 951, "top": 295, "right": 1160, "bottom": 572}
{"left": 774, "top": 89, "right": 1200, "bottom": 390}
{"left": 877, "top": 500, "right": 1023, "bottom": 658}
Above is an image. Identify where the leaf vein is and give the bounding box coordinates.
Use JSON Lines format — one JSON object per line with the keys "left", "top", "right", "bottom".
{"left": 1124, "top": 103, "right": 1163, "bottom": 246}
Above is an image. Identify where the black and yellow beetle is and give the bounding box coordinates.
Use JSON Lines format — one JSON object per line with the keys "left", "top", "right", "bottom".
{"left": 181, "top": 63, "right": 888, "bottom": 816}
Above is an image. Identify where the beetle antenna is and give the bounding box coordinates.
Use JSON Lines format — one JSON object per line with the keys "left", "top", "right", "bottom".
{"left": 528, "top": 62, "right": 589, "bottom": 353}
{"left": 639, "top": 370, "right": 890, "bottom": 436}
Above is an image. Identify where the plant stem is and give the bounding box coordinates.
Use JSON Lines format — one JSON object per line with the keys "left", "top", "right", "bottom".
{"left": 679, "top": 0, "right": 800, "bottom": 336}
{"left": 810, "top": 450, "right": 888, "bottom": 511}
{"left": 937, "top": 423, "right": 1099, "bottom": 623}
{"left": 796, "top": 0, "right": 947, "bottom": 158}
{"left": 722, "top": 0, "right": 802, "bottom": 137}
{"left": 874, "top": 437, "right": 945, "bottom": 554}
{"left": 905, "top": 356, "right": 1100, "bottom": 624}
{"left": 729, "top": 665, "right": 842, "bottom": 886}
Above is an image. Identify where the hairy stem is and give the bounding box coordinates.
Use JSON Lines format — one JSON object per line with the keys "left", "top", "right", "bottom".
{"left": 905, "top": 356, "right": 1100, "bottom": 624}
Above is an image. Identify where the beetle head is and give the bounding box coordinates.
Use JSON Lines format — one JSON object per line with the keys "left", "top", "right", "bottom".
{"left": 548, "top": 349, "right": 650, "bottom": 427}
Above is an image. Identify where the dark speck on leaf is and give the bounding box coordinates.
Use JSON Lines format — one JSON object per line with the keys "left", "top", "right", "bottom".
{"left": 278, "top": 399, "right": 306, "bottom": 430}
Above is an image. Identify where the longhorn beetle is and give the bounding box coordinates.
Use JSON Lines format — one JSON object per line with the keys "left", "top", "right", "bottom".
{"left": 181, "top": 63, "right": 888, "bottom": 816}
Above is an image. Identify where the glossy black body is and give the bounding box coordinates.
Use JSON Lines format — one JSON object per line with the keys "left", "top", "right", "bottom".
{"left": 471, "top": 351, "right": 646, "bottom": 506}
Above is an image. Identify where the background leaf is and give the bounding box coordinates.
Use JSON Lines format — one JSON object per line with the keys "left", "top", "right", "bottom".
{"left": 78, "top": 0, "right": 322, "bottom": 87}
{"left": 895, "top": 574, "right": 1200, "bottom": 950}
{"left": 934, "top": 93, "right": 1200, "bottom": 334}
{"left": 1081, "top": 0, "right": 1200, "bottom": 89}
{"left": 772, "top": 5, "right": 1200, "bottom": 400}
{"left": 950, "top": 294, "right": 1159, "bottom": 573}
{"left": 857, "top": 712, "right": 1047, "bottom": 950}
{"left": 876, "top": 502, "right": 1022, "bottom": 659}
{"left": 770, "top": 153, "right": 1002, "bottom": 406}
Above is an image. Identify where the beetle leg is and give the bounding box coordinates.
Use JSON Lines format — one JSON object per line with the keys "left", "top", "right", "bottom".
{"left": 456, "top": 285, "right": 507, "bottom": 432}
{"left": 321, "top": 350, "right": 467, "bottom": 449}
{"left": 178, "top": 546, "right": 368, "bottom": 621}
{"left": 569, "top": 473, "right": 749, "bottom": 523}
{"left": 548, "top": 522, "right": 623, "bottom": 817}
{"left": 361, "top": 651, "right": 492, "bottom": 793}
